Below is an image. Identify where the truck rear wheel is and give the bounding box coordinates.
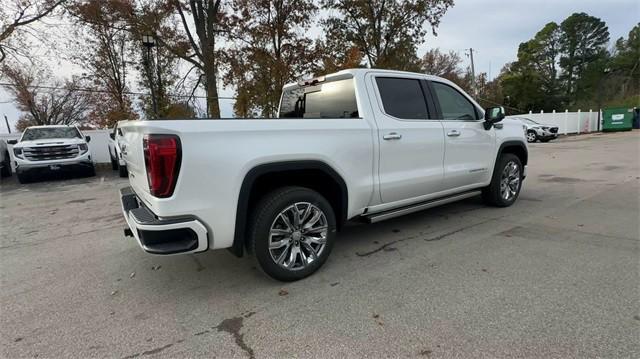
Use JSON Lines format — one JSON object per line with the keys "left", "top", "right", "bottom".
{"left": 482, "top": 153, "right": 523, "bottom": 207}
{"left": 248, "top": 186, "right": 336, "bottom": 281}
{"left": 118, "top": 163, "right": 128, "bottom": 177}
{"left": 1, "top": 152, "right": 11, "bottom": 178}
{"left": 111, "top": 156, "right": 118, "bottom": 170}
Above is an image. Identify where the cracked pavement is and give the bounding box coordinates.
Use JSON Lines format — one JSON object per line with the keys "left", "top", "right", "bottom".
{"left": 1, "top": 131, "right": 639, "bottom": 358}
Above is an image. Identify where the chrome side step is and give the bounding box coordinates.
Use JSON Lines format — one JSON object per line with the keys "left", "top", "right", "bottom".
{"left": 363, "top": 190, "right": 482, "bottom": 223}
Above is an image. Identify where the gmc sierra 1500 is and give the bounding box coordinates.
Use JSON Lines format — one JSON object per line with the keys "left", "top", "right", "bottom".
{"left": 118, "top": 69, "right": 528, "bottom": 281}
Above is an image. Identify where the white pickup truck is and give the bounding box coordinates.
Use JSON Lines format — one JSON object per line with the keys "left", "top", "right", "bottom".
{"left": 118, "top": 69, "right": 528, "bottom": 281}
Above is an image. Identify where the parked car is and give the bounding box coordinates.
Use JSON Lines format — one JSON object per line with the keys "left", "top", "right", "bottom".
{"left": 515, "top": 117, "right": 559, "bottom": 143}
{"left": 0, "top": 139, "right": 11, "bottom": 178}
{"left": 108, "top": 123, "right": 128, "bottom": 177}
{"left": 117, "top": 69, "right": 529, "bottom": 281}
{"left": 8, "top": 125, "right": 95, "bottom": 184}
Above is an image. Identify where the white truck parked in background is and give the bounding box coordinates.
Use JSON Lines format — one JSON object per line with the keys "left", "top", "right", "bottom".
{"left": 8, "top": 125, "right": 95, "bottom": 183}
{"left": 118, "top": 69, "right": 529, "bottom": 281}
{"left": 108, "top": 123, "right": 128, "bottom": 177}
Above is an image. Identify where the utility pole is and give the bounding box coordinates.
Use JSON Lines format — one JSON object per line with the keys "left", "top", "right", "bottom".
{"left": 468, "top": 48, "right": 477, "bottom": 97}
{"left": 3, "top": 115, "right": 10, "bottom": 134}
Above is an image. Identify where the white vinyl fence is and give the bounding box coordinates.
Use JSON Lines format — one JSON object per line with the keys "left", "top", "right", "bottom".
{"left": 508, "top": 109, "right": 601, "bottom": 135}
{"left": 0, "top": 129, "right": 112, "bottom": 164}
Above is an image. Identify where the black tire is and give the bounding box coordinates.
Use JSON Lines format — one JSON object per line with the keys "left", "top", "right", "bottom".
{"left": 0, "top": 152, "right": 11, "bottom": 178}
{"left": 482, "top": 153, "right": 523, "bottom": 207}
{"left": 85, "top": 165, "right": 96, "bottom": 177}
{"left": 118, "top": 163, "right": 128, "bottom": 177}
{"left": 111, "top": 156, "right": 118, "bottom": 170}
{"left": 526, "top": 131, "right": 537, "bottom": 143}
{"left": 17, "top": 171, "right": 30, "bottom": 184}
{"left": 248, "top": 186, "right": 337, "bottom": 282}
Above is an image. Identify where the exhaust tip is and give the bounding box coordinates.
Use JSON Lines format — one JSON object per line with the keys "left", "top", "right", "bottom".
{"left": 124, "top": 228, "right": 133, "bottom": 237}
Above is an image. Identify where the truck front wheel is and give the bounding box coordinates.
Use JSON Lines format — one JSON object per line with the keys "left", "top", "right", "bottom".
{"left": 482, "top": 153, "right": 523, "bottom": 207}
{"left": 17, "top": 171, "right": 30, "bottom": 184}
{"left": 248, "top": 186, "right": 336, "bottom": 281}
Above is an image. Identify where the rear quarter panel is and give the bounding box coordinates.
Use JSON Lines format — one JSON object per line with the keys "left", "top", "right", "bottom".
{"left": 119, "top": 118, "right": 375, "bottom": 249}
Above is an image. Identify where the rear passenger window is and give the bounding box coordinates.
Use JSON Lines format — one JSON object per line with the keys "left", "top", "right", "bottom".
{"left": 376, "top": 78, "right": 429, "bottom": 120}
{"left": 431, "top": 82, "right": 478, "bottom": 121}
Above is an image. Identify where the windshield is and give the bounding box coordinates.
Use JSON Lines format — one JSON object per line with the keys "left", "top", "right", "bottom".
{"left": 279, "top": 78, "right": 359, "bottom": 119}
{"left": 22, "top": 127, "right": 81, "bottom": 141}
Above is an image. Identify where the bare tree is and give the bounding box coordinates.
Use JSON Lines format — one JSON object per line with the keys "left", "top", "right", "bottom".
{"left": 70, "top": 0, "right": 137, "bottom": 127}
{"left": 0, "top": 0, "right": 66, "bottom": 63}
{"left": 419, "top": 48, "right": 462, "bottom": 80}
{"left": 1, "top": 65, "right": 93, "bottom": 131}
{"left": 130, "top": 0, "right": 228, "bottom": 118}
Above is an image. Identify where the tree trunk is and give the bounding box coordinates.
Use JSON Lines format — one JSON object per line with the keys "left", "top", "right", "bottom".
{"left": 203, "top": 54, "right": 220, "bottom": 118}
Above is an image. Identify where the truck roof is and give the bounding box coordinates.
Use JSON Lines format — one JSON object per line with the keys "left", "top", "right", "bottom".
{"left": 283, "top": 68, "right": 454, "bottom": 90}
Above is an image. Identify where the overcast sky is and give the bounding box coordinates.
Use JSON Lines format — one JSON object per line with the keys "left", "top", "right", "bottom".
{"left": 1, "top": 0, "right": 638, "bottom": 133}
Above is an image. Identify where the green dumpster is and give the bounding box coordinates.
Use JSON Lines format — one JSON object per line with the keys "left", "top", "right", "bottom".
{"left": 602, "top": 107, "right": 633, "bottom": 132}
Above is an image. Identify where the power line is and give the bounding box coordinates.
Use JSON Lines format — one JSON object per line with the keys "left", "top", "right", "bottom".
{"left": 0, "top": 82, "right": 236, "bottom": 100}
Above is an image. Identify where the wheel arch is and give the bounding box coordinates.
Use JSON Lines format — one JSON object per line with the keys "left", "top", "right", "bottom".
{"left": 231, "top": 160, "right": 349, "bottom": 257}
{"left": 497, "top": 140, "right": 528, "bottom": 167}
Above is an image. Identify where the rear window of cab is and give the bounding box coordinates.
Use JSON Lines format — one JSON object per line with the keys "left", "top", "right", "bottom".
{"left": 279, "top": 78, "right": 359, "bottom": 119}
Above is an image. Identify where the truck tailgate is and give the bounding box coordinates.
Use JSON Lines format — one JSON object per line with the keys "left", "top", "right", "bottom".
{"left": 118, "top": 122, "right": 152, "bottom": 199}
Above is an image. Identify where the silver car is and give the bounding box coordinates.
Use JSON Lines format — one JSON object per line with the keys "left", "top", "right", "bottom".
{"left": 515, "top": 117, "right": 559, "bottom": 143}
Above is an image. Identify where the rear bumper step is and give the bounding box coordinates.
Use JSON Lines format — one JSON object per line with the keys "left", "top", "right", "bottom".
{"left": 120, "top": 187, "right": 209, "bottom": 255}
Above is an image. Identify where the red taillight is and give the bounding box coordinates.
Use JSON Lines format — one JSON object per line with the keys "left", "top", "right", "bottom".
{"left": 143, "top": 134, "right": 181, "bottom": 198}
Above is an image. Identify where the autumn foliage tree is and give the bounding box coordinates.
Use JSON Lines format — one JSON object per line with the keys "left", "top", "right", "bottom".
{"left": 0, "top": 0, "right": 66, "bottom": 63}
{"left": 321, "top": 0, "right": 453, "bottom": 70}
{"left": 71, "top": 0, "right": 138, "bottom": 127}
{"left": 126, "top": 0, "right": 189, "bottom": 119}
{"left": 1, "top": 65, "right": 93, "bottom": 131}
{"left": 223, "top": 0, "right": 318, "bottom": 117}
{"left": 419, "top": 48, "right": 463, "bottom": 81}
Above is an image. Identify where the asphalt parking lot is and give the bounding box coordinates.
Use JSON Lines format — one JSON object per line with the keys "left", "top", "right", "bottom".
{"left": 1, "top": 131, "right": 639, "bottom": 358}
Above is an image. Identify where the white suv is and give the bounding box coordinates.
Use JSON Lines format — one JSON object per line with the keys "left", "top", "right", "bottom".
{"left": 8, "top": 125, "right": 95, "bottom": 183}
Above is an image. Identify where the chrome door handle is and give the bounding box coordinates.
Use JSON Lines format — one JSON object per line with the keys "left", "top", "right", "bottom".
{"left": 383, "top": 132, "right": 402, "bottom": 140}
{"left": 447, "top": 130, "right": 461, "bottom": 137}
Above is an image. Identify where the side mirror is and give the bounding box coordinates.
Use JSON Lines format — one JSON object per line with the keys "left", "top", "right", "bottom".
{"left": 109, "top": 133, "right": 115, "bottom": 140}
{"left": 6, "top": 139, "right": 17, "bottom": 145}
{"left": 85, "top": 135, "right": 91, "bottom": 143}
{"left": 484, "top": 106, "right": 505, "bottom": 129}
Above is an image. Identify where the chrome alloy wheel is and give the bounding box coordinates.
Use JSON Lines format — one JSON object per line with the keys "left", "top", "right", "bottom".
{"left": 500, "top": 161, "right": 521, "bottom": 201}
{"left": 527, "top": 132, "right": 537, "bottom": 142}
{"left": 268, "top": 202, "right": 328, "bottom": 271}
